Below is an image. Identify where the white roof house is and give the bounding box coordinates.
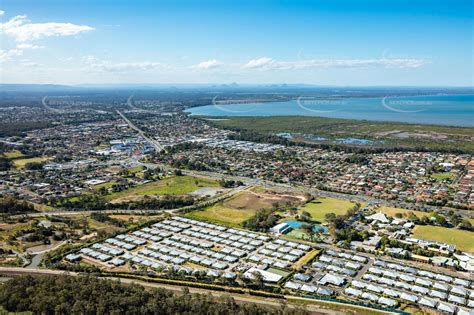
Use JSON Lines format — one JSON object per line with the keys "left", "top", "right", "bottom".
{"left": 318, "top": 273, "right": 346, "bottom": 286}
{"left": 366, "top": 212, "right": 389, "bottom": 223}
{"left": 433, "top": 282, "right": 450, "bottom": 292}
{"left": 451, "top": 287, "right": 468, "bottom": 296}
{"left": 429, "top": 290, "right": 448, "bottom": 299}
{"left": 300, "top": 284, "right": 317, "bottom": 293}
{"left": 400, "top": 292, "right": 418, "bottom": 303}
{"left": 378, "top": 297, "right": 397, "bottom": 307}
{"left": 351, "top": 280, "right": 366, "bottom": 289}
{"left": 367, "top": 284, "right": 384, "bottom": 293}
{"left": 437, "top": 302, "right": 456, "bottom": 314}
{"left": 361, "top": 292, "right": 379, "bottom": 302}
{"left": 457, "top": 308, "right": 473, "bottom": 315}
{"left": 412, "top": 285, "right": 430, "bottom": 295}
{"left": 419, "top": 297, "right": 437, "bottom": 308}
{"left": 317, "top": 287, "right": 333, "bottom": 296}
{"left": 383, "top": 288, "right": 400, "bottom": 297}
{"left": 284, "top": 281, "right": 301, "bottom": 290}
{"left": 453, "top": 278, "right": 470, "bottom": 287}
{"left": 448, "top": 295, "right": 466, "bottom": 305}
{"left": 345, "top": 287, "right": 362, "bottom": 297}
{"left": 243, "top": 267, "right": 283, "bottom": 283}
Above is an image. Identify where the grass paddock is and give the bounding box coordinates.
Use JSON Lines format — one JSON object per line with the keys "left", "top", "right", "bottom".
{"left": 299, "top": 197, "right": 356, "bottom": 222}
{"left": 412, "top": 225, "right": 474, "bottom": 253}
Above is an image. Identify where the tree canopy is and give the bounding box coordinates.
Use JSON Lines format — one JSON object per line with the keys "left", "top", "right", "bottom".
{"left": 0, "top": 275, "right": 307, "bottom": 315}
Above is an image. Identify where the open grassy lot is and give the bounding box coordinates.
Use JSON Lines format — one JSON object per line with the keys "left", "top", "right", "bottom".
{"left": 377, "top": 206, "right": 429, "bottom": 219}
{"left": 105, "top": 176, "right": 218, "bottom": 202}
{"left": 127, "top": 166, "right": 144, "bottom": 173}
{"left": 186, "top": 189, "right": 306, "bottom": 227}
{"left": 86, "top": 218, "right": 126, "bottom": 234}
{"left": 186, "top": 204, "right": 256, "bottom": 227}
{"left": 412, "top": 225, "right": 474, "bottom": 253}
{"left": 430, "top": 172, "right": 456, "bottom": 181}
{"left": 13, "top": 157, "right": 49, "bottom": 169}
{"left": 1, "top": 150, "right": 26, "bottom": 159}
{"left": 293, "top": 249, "right": 321, "bottom": 270}
{"left": 226, "top": 189, "right": 304, "bottom": 210}
{"left": 299, "top": 197, "right": 356, "bottom": 222}
{"left": 92, "top": 182, "right": 116, "bottom": 190}
{"left": 266, "top": 267, "right": 291, "bottom": 277}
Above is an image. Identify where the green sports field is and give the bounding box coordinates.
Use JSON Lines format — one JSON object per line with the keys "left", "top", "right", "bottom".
{"left": 412, "top": 225, "right": 474, "bottom": 253}
{"left": 186, "top": 204, "right": 256, "bottom": 227}
{"left": 13, "top": 157, "right": 49, "bottom": 169}
{"left": 299, "top": 197, "right": 357, "bottom": 222}
{"left": 1, "top": 150, "right": 25, "bottom": 159}
{"left": 430, "top": 172, "right": 456, "bottom": 181}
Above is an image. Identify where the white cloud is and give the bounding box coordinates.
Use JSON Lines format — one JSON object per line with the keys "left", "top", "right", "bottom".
{"left": 0, "top": 43, "right": 45, "bottom": 62}
{"left": 0, "top": 15, "right": 94, "bottom": 42}
{"left": 244, "top": 57, "right": 428, "bottom": 70}
{"left": 244, "top": 57, "right": 274, "bottom": 69}
{"left": 0, "top": 10, "right": 5, "bottom": 16}
{"left": 0, "top": 48, "right": 22, "bottom": 62}
{"left": 191, "top": 59, "right": 224, "bottom": 69}
{"left": 16, "top": 43, "right": 43, "bottom": 49}
{"left": 20, "top": 60, "right": 40, "bottom": 67}
{"left": 83, "top": 56, "right": 165, "bottom": 72}
{"left": 98, "top": 62, "right": 164, "bottom": 72}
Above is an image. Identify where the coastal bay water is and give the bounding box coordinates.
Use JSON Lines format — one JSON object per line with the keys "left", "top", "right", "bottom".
{"left": 185, "top": 94, "right": 474, "bottom": 127}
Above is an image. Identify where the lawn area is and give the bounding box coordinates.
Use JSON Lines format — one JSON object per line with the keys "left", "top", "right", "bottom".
{"left": 266, "top": 267, "right": 291, "bottom": 277}
{"left": 412, "top": 225, "right": 474, "bottom": 253}
{"left": 185, "top": 189, "right": 305, "bottom": 227}
{"left": 2, "top": 150, "right": 25, "bottom": 159}
{"left": 93, "top": 182, "right": 116, "bottom": 190}
{"left": 86, "top": 218, "right": 125, "bottom": 234}
{"left": 430, "top": 172, "right": 456, "bottom": 181}
{"left": 105, "top": 176, "right": 218, "bottom": 202}
{"left": 284, "top": 228, "right": 327, "bottom": 242}
{"left": 225, "top": 190, "right": 298, "bottom": 210}
{"left": 286, "top": 229, "right": 308, "bottom": 240}
{"left": 299, "top": 197, "right": 356, "bottom": 222}
{"left": 293, "top": 249, "right": 321, "bottom": 270}
{"left": 128, "top": 166, "right": 144, "bottom": 173}
{"left": 186, "top": 204, "right": 256, "bottom": 227}
{"left": 378, "top": 206, "right": 429, "bottom": 219}
{"left": 13, "top": 157, "right": 49, "bottom": 169}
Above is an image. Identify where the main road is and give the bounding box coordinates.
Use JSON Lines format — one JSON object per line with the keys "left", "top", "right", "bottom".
{"left": 116, "top": 110, "right": 165, "bottom": 152}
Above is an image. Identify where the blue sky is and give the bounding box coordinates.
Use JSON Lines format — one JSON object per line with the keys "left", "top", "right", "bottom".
{"left": 0, "top": 0, "right": 472, "bottom": 85}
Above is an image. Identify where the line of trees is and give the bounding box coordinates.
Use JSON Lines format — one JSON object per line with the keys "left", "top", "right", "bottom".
{"left": 49, "top": 194, "right": 195, "bottom": 210}
{"left": 0, "top": 275, "right": 307, "bottom": 315}
{"left": 0, "top": 196, "right": 35, "bottom": 215}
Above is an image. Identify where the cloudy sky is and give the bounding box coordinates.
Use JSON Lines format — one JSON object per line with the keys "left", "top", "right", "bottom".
{"left": 0, "top": 0, "right": 472, "bottom": 86}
